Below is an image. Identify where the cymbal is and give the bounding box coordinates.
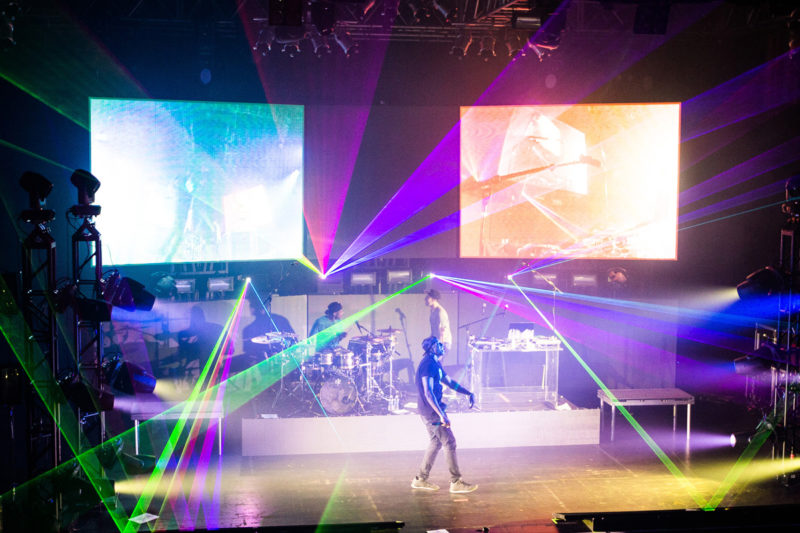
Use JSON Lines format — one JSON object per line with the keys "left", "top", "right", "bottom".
{"left": 251, "top": 333, "right": 283, "bottom": 344}
{"left": 378, "top": 328, "right": 401, "bottom": 334}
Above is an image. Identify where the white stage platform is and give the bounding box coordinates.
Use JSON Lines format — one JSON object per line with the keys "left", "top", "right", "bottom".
{"left": 242, "top": 407, "right": 600, "bottom": 456}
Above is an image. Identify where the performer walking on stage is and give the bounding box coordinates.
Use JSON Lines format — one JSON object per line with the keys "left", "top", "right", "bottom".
{"left": 309, "top": 301, "right": 347, "bottom": 352}
{"left": 412, "top": 336, "right": 478, "bottom": 493}
{"left": 424, "top": 289, "right": 452, "bottom": 354}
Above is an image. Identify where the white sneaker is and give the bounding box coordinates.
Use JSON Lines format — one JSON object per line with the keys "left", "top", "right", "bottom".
{"left": 449, "top": 479, "right": 478, "bottom": 493}
{"left": 411, "top": 477, "right": 440, "bottom": 491}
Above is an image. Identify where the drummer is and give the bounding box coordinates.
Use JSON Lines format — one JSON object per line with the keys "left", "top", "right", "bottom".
{"left": 243, "top": 294, "right": 296, "bottom": 359}
{"left": 309, "top": 301, "right": 347, "bottom": 353}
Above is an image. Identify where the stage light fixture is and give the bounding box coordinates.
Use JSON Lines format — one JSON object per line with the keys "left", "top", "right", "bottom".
{"left": 790, "top": 8, "right": 800, "bottom": 56}
{"left": 207, "top": 276, "right": 234, "bottom": 292}
{"left": 281, "top": 40, "right": 301, "bottom": 57}
{"left": 19, "top": 171, "right": 52, "bottom": 209}
{"left": 102, "top": 271, "right": 155, "bottom": 312}
{"left": 733, "top": 354, "right": 772, "bottom": 376}
{"left": 334, "top": 28, "right": 358, "bottom": 57}
{"left": 175, "top": 278, "right": 196, "bottom": 295}
{"left": 432, "top": 0, "right": 457, "bottom": 22}
{"left": 387, "top": 269, "right": 412, "bottom": 285}
{"left": 478, "top": 35, "right": 496, "bottom": 61}
{"left": 450, "top": 32, "right": 472, "bottom": 57}
{"left": 781, "top": 175, "right": 800, "bottom": 217}
{"left": 505, "top": 32, "right": 524, "bottom": 57}
{"left": 152, "top": 273, "right": 176, "bottom": 298}
{"left": 71, "top": 169, "right": 100, "bottom": 205}
{"left": 309, "top": 30, "right": 331, "bottom": 57}
{"left": 350, "top": 271, "right": 377, "bottom": 287}
{"left": 253, "top": 26, "right": 276, "bottom": 55}
{"left": 737, "top": 266, "right": 785, "bottom": 300}
{"left": 103, "top": 354, "right": 156, "bottom": 395}
{"left": 511, "top": 12, "right": 541, "bottom": 30}
{"left": 405, "top": 0, "right": 428, "bottom": 22}
{"left": 69, "top": 169, "right": 102, "bottom": 217}
{"left": 59, "top": 370, "right": 115, "bottom": 412}
{"left": 572, "top": 274, "right": 597, "bottom": 288}
{"left": 19, "top": 171, "right": 56, "bottom": 224}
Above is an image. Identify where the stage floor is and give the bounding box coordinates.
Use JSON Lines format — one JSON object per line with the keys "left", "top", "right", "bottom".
{"left": 82, "top": 398, "right": 800, "bottom": 532}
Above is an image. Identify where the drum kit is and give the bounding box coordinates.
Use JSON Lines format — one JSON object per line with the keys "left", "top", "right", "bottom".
{"left": 255, "top": 328, "right": 404, "bottom": 417}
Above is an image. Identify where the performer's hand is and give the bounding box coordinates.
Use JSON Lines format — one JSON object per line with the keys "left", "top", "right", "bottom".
{"left": 468, "top": 392, "right": 475, "bottom": 409}
{"left": 440, "top": 415, "right": 450, "bottom": 428}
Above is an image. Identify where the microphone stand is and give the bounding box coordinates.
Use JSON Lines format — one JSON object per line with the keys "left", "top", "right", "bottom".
{"left": 533, "top": 271, "right": 561, "bottom": 332}
{"left": 396, "top": 312, "right": 413, "bottom": 360}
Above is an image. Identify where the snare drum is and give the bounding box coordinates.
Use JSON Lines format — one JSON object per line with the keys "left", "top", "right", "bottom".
{"left": 333, "top": 348, "right": 358, "bottom": 370}
{"left": 316, "top": 350, "right": 335, "bottom": 367}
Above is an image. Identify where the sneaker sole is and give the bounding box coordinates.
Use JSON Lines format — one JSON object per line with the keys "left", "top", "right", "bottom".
{"left": 411, "top": 483, "right": 439, "bottom": 491}
{"left": 449, "top": 486, "right": 478, "bottom": 493}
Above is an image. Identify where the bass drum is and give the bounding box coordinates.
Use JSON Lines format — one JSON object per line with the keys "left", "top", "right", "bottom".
{"left": 319, "top": 375, "right": 358, "bottom": 415}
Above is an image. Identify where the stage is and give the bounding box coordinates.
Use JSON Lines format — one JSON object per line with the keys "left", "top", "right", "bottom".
{"left": 62, "top": 398, "right": 798, "bottom": 532}
{"left": 241, "top": 406, "right": 599, "bottom": 456}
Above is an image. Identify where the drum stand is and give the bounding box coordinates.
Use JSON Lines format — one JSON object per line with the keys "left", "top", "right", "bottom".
{"left": 361, "top": 344, "right": 401, "bottom": 413}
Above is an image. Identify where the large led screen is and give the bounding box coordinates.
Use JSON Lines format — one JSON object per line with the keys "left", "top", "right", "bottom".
{"left": 460, "top": 104, "right": 679, "bottom": 260}
{"left": 90, "top": 98, "right": 304, "bottom": 265}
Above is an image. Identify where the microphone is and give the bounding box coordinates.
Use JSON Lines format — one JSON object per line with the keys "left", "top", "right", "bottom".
{"left": 395, "top": 308, "right": 406, "bottom": 320}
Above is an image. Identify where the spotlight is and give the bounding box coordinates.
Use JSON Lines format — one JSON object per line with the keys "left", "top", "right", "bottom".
{"left": 69, "top": 169, "right": 102, "bottom": 217}
{"left": 207, "top": 276, "right": 234, "bottom": 292}
{"left": 789, "top": 8, "right": 800, "bottom": 57}
{"left": 253, "top": 26, "right": 276, "bottom": 55}
{"left": 478, "top": 35, "right": 496, "bottom": 61}
{"left": 386, "top": 269, "right": 412, "bottom": 285}
{"left": 505, "top": 32, "right": 524, "bottom": 57}
{"left": 737, "top": 266, "right": 784, "bottom": 300}
{"left": 19, "top": 171, "right": 52, "bottom": 209}
{"left": 19, "top": 171, "right": 56, "bottom": 224}
{"left": 350, "top": 271, "right": 377, "bottom": 288}
{"left": 405, "top": 0, "right": 428, "bottom": 22}
{"left": 309, "top": 30, "right": 331, "bottom": 57}
{"left": 151, "top": 273, "right": 176, "bottom": 298}
{"left": 175, "top": 278, "right": 196, "bottom": 295}
{"left": 281, "top": 40, "right": 301, "bottom": 57}
{"left": 432, "top": 0, "right": 457, "bottom": 22}
{"left": 103, "top": 354, "right": 156, "bottom": 395}
{"left": 450, "top": 33, "right": 472, "bottom": 57}
{"left": 511, "top": 12, "right": 541, "bottom": 30}
{"left": 733, "top": 354, "right": 772, "bottom": 376}
{"left": 101, "top": 272, "right": 155, "bottom": 312}
{"left": 59, "top": 370, "right": 114, "bottom": 412}
{"left": 781, "top": 175, "right": 800, "bottom": 217}
{"left": 334, "top": 29, "right": 358, "bottom": 57}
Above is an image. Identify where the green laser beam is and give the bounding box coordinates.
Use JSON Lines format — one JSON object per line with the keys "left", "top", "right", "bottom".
{"left": 507, "top": 277, "right": 709, "bottom": 508}
{"left": 0, "top": 277, "right": 132, "bottom": 531}
{"left": 315, "top": 466, "right": 350, "bottom": 532}
{"left": 0, "top": 138, "right": 75, "bottom": 171}
{"left": 127, "top": 285, "right": 249, "bottom": 532}
{"left": 122, "top": 275, "right": 431, "bottom": 529}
